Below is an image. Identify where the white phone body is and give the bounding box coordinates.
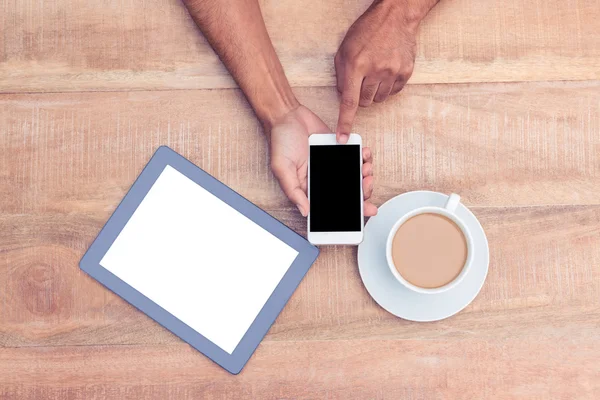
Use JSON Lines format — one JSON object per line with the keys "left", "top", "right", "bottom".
{"left": 307, "top": 133, "right": 364, "bottom": 245}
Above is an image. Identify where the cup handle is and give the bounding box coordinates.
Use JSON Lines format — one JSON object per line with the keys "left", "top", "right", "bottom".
{"left": 445, "top": 193, "right": 461, "bottom": 212}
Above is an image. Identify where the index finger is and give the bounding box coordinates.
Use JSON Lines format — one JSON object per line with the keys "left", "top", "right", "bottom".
{"left": 336, "top": 71, "right": 362, "bottom": 144}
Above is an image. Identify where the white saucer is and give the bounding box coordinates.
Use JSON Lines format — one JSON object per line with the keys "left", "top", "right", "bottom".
{"left": 358, "top": 191, "right": 489, "bottom": 322}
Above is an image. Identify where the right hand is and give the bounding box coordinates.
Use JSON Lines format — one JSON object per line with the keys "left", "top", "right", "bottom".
{"left": 268, "top": 105, "right": 378, "bottom": 217}
{"left": 334, "top": 0, "right": 430, "bottom": 143}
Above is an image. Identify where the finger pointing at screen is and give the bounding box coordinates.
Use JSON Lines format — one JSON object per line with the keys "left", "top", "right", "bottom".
{"left": 335, "top": 69, "right": 362, "bottom": 144}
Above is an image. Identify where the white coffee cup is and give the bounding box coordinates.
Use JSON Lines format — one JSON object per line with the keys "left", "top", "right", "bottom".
{"left": 385, "top": 193, "right": 474, "bottom": 294}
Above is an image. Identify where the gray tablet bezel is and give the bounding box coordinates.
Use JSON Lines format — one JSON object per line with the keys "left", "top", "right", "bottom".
{"left": 80, "top": 146, "right": 319, "bottom": 374}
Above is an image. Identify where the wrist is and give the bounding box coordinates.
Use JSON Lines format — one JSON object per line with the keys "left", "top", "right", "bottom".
{"left": 379, "top": 0, "right": 438, "bottom": 29}
{"left": 239, "top": 49, "right": 300, "bottom": 133}
{"left": 256, "top": 88, "right": 300, "bottom": 133}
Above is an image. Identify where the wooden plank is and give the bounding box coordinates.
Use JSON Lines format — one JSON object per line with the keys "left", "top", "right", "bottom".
{"left": 1, "top": 0, "right": 599, "bottom": 92}
{"left": 1, "top": 82, "right": 599, "bottom": 213}
{"left": 1, "top": 83, "right": 599, "bottom": 398}
{"left": 1, "top": 339, "right": 599, "bottom": 399}
{"left": 1, "top": 204, "right": 600, "bottom": 347}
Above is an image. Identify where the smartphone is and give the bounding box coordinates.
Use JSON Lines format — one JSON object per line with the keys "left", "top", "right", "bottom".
{"left": 307, "top": 133, "right": 364, "bottom": 245}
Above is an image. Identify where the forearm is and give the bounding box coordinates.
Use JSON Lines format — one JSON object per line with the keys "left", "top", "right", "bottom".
{"left": 182, "top": 0, "right": 298, "bottom": 131}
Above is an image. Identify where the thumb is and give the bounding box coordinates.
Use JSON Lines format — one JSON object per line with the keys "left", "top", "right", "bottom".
{"left": 272, "top": 162, "right": 309, "bottom": 217}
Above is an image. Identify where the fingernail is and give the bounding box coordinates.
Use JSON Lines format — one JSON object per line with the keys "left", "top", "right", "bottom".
{"left": 338, "top": 133, "right": 349, "bottom": 144}
{"left": 297, "top": 204, "right": 306, "bottom": 217}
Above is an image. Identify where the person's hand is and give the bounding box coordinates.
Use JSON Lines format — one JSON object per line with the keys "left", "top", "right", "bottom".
{"left": 335, "top": 0, "right": 436, "bottom": 143}
{"left": 268, "top": 105, "right": 378, "bottom": 217}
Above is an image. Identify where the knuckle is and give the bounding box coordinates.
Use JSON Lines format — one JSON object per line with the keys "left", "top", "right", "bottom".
{"left": 371, "top": 60, "right": 393, "bottom": 76}
{"left": 400, "top": 61, "right": 415, "bottom": 77}
{"left": 334, "top": 52, "right": 342, "bottom": 68}
{"left": 350, "top": 55, "right": 368, "bottom": 70}
{"left": 359, "top": 86, "right": 376, "bottom": 104}
{"left": 385, "top": 67, "right": 398, "bottom": 76}
{"left": 379, "top": 63, "right": 397, "bottom": 76}
{"left": 341, "top": 96, "right": 358, "bottom": 109}
{"left": 401, "top": 67, "right": 414, "bottom": 79}
{"left": 336, "top": 76, "right": 344, "bottom": 94}
{"left": 338, "top": 121, "right": 352, "bottom": 132}
{"left": 371, "top": 61, "right": 385, "bottom": 71}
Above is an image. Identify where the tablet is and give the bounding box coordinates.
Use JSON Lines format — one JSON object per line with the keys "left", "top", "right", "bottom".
{"left": 80, "top": 146, "right": 319, "bottom": 374}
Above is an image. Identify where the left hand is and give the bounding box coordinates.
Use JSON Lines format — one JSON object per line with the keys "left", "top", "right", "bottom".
{"left": 268, "top": 105, "right": 378, "bottom": 217}
{"left": 335, "top": 0, "right": 430, "bottom": 143}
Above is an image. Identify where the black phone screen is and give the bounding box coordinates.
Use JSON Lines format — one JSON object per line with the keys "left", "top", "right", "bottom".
{"left": 309, "top": 144, "right": 361, "bottom": 232}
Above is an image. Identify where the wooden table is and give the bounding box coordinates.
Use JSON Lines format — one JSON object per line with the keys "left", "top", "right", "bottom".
{"left": 1, "top": 0, "right": 599, "bottom": 398}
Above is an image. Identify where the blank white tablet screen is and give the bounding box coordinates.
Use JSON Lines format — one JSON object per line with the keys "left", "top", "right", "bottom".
{"left": 100, "top": 165, "right": 299, "bottom": 354}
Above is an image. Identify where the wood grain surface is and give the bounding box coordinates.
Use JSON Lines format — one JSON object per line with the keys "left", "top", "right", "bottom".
{"left": 1, "top": 0, "right": 600, "bottom": 398}
{"left": 1, "top": 83, "right": 599, "bottom": 214}
{"left": 1, "top": 338, "right": 599, "bottom": 399}
{"left": 1, "top": 0, "right": 599, "bottom": 92}
{"left": 1, "top": 84, "right": 600, "bottom": 398}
